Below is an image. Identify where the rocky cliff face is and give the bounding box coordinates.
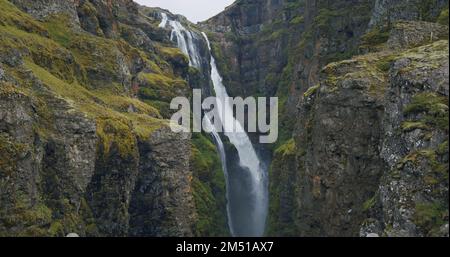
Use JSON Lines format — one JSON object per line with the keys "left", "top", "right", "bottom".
{"left": 1, "top": 0, "right": 448, "bottom": 237}
{"left": 0, "top": 0, "right": 227, "bottom": 236}
{"left": 205, "top": 0, "right": 449, "bottom": 236}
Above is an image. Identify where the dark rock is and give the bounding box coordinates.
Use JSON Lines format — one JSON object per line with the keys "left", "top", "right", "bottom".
{"left": 369, "top": 0, "right": 449, "bottom": 28}
{"left": 10, "top": 0, "right": 81, "bottom": 24}
{"left": 387, "top": 21, "right": 449, "bottom": 50}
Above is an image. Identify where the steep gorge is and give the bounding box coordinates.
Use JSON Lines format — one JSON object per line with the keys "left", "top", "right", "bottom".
{"left": 0, "top": 0, "right": 449, "bottom": 237}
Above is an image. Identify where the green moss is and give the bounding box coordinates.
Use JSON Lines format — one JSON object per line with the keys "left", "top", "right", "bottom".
{"left": 210, "top": 39, "right": 232, "bottom": 82}
{"left": 138, "top": 72, "right": 186, "bottom": 89}
{"left": 289, "top": 16, "right": 304, "bottom": 25}
{"left": 437, "top": 7, "right": 449, "bottom": 25}
{"left": 363, "top": 194, "right": 377, "bottom": 211}
{"left": 96, "top": 117, "right": 138, "bottom": 158}
{"left": 159, "top": 47, "right": 189, "bottom": 65}
{"left": 360, "top": 26, "right": 390, "bottom": 49}
{"left": 265, "top": 28, "right": 288, "bottom": 41}
{"left": 401, "top": 121, "right": 430, "bottom": 132}
{"left": 404, "top": 93, "right": 448, "bottom": 114}
{"left": 0, "top": 133, "right": 28, "bottom": 177}
{"left": 418, "top": 0, "right": 438, "bottom": 22}
{"left": 397, "top": 148, "right": 448, "bottom": 184}
{"left": 376, "top": 55, "right": 397, "bottom": 72}
{"left": 274, "top": 138, "right": 296, "bottom": 158}
{"left": 398, "top": 40, "right": 449, "bottom": 73}
{"left": 190, "top": 133, "right": 228, "bottom": 236}
{"left": 398, "top": 149, "right": 433, "bottom": 167}
{"left": 413, "top": 202, "right": 447, "bottom": 236}
{"left": 303, "top": 84, "right": 320, "bottom": 98}
{"left": 32, "top": 52, "right": 163, "bottom": 116}
{"left": 314, "top": 8, "right": 342, "bottom": 31}
{"left": 47, "top": 221, "right": 64, "bottom": 237}
{"left": 0, "top": 23, "right": 82, "bottom": 84}
{"left": 43, "top": 14, "right": 75, "bottom": 47}
{"left": 322, "top": 53, "right": 390, "bottom": 97}
{"left": 0, "top": 0, "right": 48, "bottom": 36}
{"left": 267, "top": 137, "right": 300, "bottom": 236}
{"left": 404, "top": 92, "right": 449, "bottom": 131}
{"left": 437, "top": 141, "right": 449, "bottom": 155}
{"left": 137, "top": 72, "right": 188, "bottom": 104}
{"left": 25, "top": 59, "right": 165, "bottom": 156}
{"left": 0, "top": 193, "right": 54, "bottom": 236}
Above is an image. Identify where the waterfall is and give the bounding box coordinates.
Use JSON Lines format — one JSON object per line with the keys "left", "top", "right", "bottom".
{"left": 158, "top": 13, "right": 168, "bottom": 28}
{"left": 160, "top": 13, "right": 201, "bottom": 67}
{"left": 160, "top": 13, "right": 268, "bottom": 237}
{"left": 202, "top": 33, "right": 267, "bottom": 237}
{"left": 161, "top": 13, "right": 235, "bottom": 235}
{"left": 203, "top": 114, "right": 235, "bottom": 236}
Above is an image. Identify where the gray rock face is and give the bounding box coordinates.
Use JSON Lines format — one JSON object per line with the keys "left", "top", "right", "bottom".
{"left": 201, "top": 0, "right": 297, "bottom": 98}
{"left": 290, "top": 54, "right": 388, "bottom": 236}
{"left": 375, "top": 41, "right": 449, "bottom": 237}
{"left": 274, "top": 39, "right": 448, "bottom": 237}
{"left": 387, "top": 21, "right": 449, "bottom": 50}
{"left": 206, "top": 0, "right": 448, "bottom": 237}
{"left": 0, "top": 48, "right": 24, "bottom": 67}
{"left": 85, "top": 126, "right": 194, "bottom": 237}
{"left": 368, "top": 0, "right": 448, "bottom": 28}
{"left": 0, "top": 73, "right": 196, "bottom": 237}
{"left": 0, "top": 75, "right": 98, "bottom": 236}
{"left": 0, "top": 65, "right": 4, "bottom": 81}
{"left": 129, "top": 128, "right": 194, "bottom": 237}
{"left": 10, "top": 0, "right": 81, "bottom": 24}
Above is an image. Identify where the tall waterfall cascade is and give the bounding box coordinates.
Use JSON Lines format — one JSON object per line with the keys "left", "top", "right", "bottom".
{"left": 159, "top": 13, "right": 268, "bottom": 237}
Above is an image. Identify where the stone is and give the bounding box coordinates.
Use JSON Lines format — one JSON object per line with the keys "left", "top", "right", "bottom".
{"left": 387, "top": 21, "right": 449, "bottom": 50}
{"left": 0, "top": 65, "right": 4, "bottom": 80}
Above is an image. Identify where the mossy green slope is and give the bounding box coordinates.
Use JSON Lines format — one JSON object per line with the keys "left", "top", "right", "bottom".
{"left": 0, "top": 0, "right": 227, "bottom": 236}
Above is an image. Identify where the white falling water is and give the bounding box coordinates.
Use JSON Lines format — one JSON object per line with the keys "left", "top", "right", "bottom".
{"left": 160, "top": 14, "right": 201, "bottom": 67}
{"left": 202, "top": 32, "right": 267, "bottom": 237}
{"left": 202, "top": 114, "right": 235, "bottom": 236}
{"left": 160, "top": 13, "right": 268, "bottom": 236}
{"left": 161, "top": 13, "right": 235, "bottom": 235}
{"left": 158, "top": 13, "right": 168, "bottom": 28}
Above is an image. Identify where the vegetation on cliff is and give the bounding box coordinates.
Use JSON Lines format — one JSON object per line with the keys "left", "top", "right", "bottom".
{"left": 0, "top": 0, "right": 227, "bottom": 236}
{"left": 204, "top": 0, "right": 449, "bottom": 237}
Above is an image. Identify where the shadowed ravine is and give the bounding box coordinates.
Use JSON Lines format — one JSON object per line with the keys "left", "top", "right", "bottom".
{"left": 160, "top": 13, "right": 269, "bottom": 237}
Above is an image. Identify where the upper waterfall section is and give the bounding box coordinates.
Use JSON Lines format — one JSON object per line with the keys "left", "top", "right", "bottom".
{"left": 157, "top": 12, "right": 209, "bottom": 71}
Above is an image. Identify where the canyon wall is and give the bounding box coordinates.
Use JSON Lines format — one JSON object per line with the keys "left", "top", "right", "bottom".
{"left": 205, "top": 0, "right": 449, "bottom": 237}
{"left": 0, "top": 0, "right": 227, "bottom": 236}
